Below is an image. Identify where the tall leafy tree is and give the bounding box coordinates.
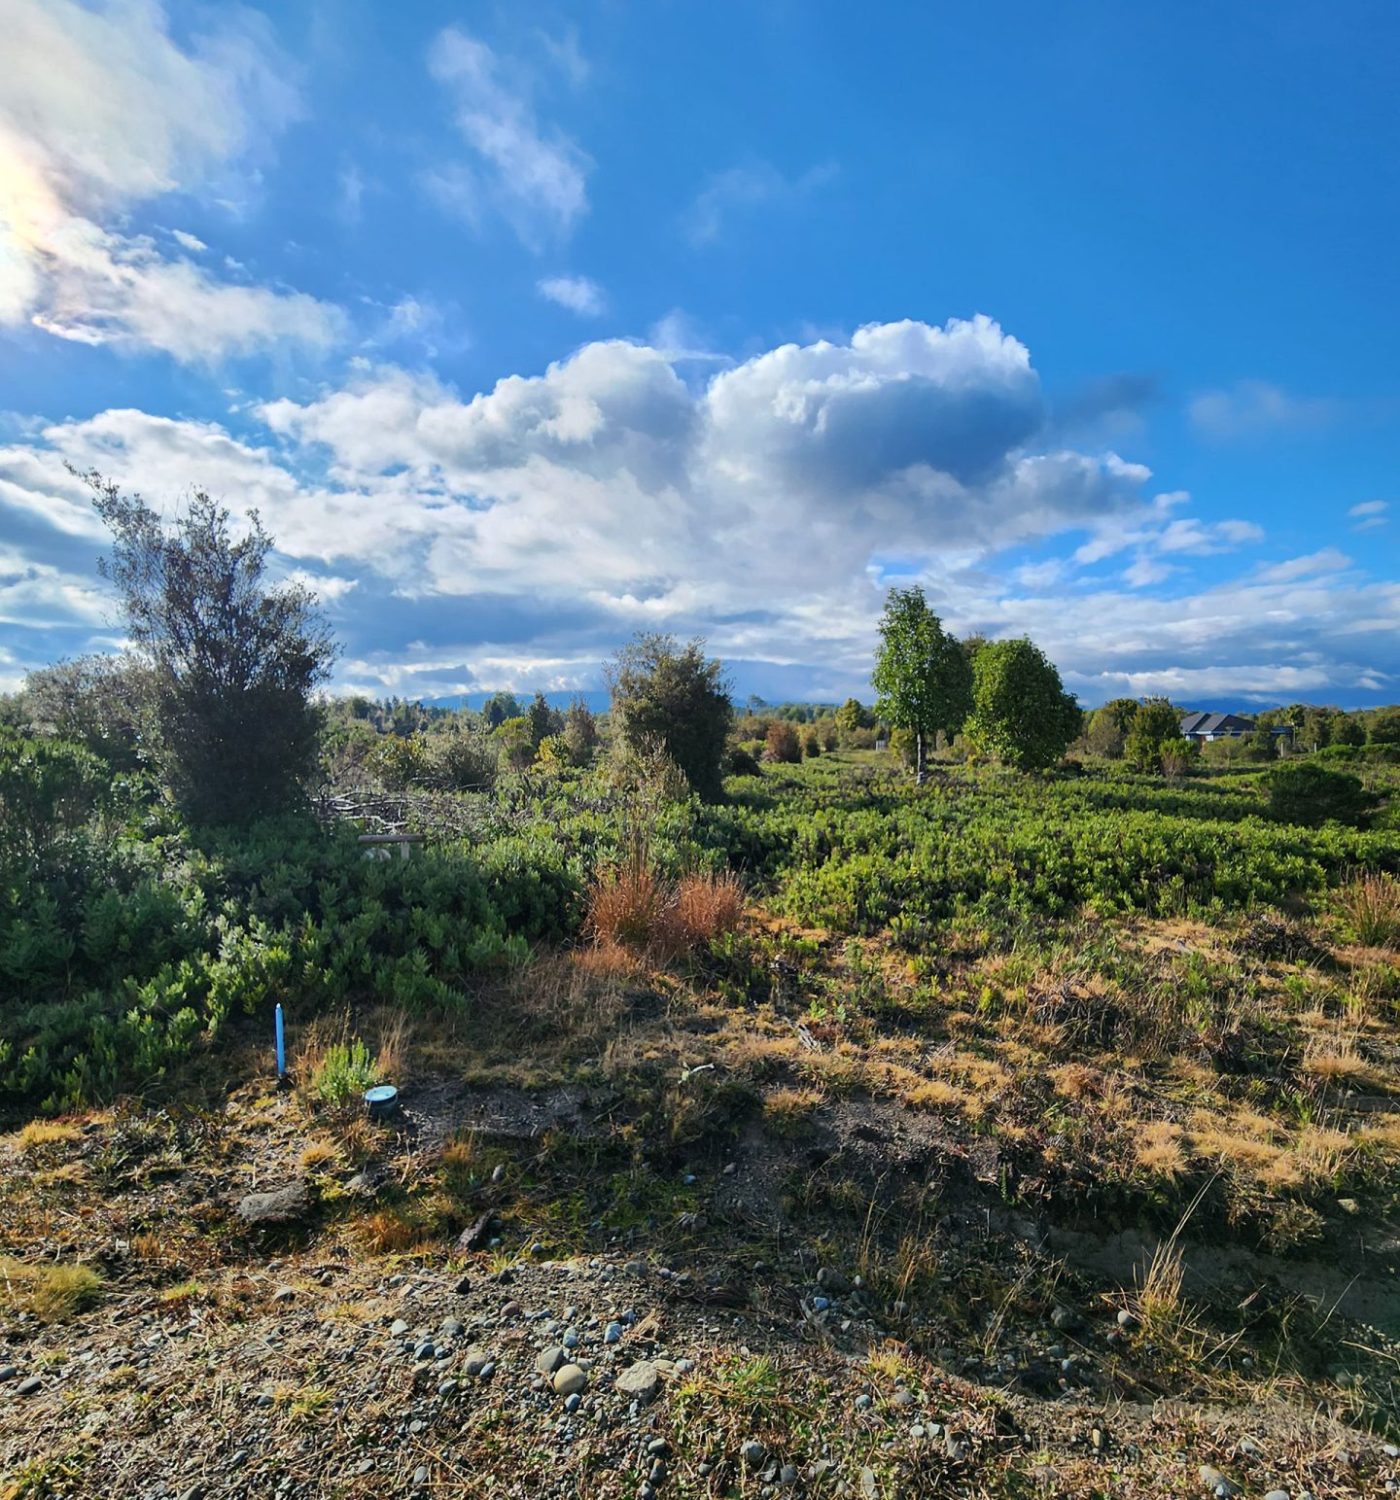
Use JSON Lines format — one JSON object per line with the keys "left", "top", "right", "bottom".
{"left": 1124, "top": 696, "right": 1186, "bottom": 772}
{"left": 86, "top": 471, "right": 335, "bottom": 824}
{"left": 871, "top": 586, "right": 972, "bottom": 781}
{"left": 607, "top": 633, "right": 732, "bottom": 800}
{"left": 964, "top": 637, "right": 1080, "bottom": 770}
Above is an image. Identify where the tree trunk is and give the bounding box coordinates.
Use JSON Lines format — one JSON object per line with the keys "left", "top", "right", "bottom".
{"left": 915, "top": 729, "right": 926, "bottom": 784}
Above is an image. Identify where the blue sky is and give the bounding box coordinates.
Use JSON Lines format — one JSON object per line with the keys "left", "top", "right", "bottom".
{"left": 1, "top": 0, "right": 1397, "bottom": 708}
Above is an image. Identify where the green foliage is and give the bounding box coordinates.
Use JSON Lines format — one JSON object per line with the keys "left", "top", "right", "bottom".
{"left": 1085, "top": 697, "right": 1140, "bottom": 758}
{"left": 495, "top": 716, "right": 536, "bottom": 771}
{"left": 871, "top": 586, "right": 972, "bottom": 776}
{"left": 429, "top": 729, "right": 498, "bottom": 791}
{"left": 86, "top": 471, "right": 335, "bottom": 824}
{"left": 1368, "top": 706, "right": 1400, "bottom": 746}
{"left": 834, "top": 698, "right": 872, "bottom": 734}
{"left": 562, "top": 699, "right": 599, "bottom": 765}
{"left": 1268, "top": 762, "right": 1377, "bottom": 828}
{"left": 964, "top": 638, "right": 1079, "bottom": 770}
{"left": 312, "top": 1037, "right": 379, "bottom": 1105}
{"left": 1125, "top": 697, "right": 1190, "bottom": 773}
{"left": 712, "top": 758, "right": 1400, "bottom": 937}
{"left": 607, "top": 633, "right": 732, "bottom": 801}
{"left": 1332, "top": 714, "right": 1367, "bottom": 747}
{"left": 19, "top": 655, "right": 151, "bottom": 771}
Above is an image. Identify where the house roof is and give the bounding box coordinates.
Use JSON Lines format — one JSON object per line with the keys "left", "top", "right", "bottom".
{"left": 1179, "top": 711, "right": 1255, "bottom": 735}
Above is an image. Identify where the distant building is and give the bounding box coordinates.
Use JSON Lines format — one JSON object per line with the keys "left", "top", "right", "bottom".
{"left": 1179, "top": 711, "right": 1255, "bottom": 743}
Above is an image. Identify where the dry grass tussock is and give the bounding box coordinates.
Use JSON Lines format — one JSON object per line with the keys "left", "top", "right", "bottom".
{"left": 0, "top": 1257, "right": 103, "bottom": 1323}
{"left": 587, "top": 861, "right": 744, "bottom": 960}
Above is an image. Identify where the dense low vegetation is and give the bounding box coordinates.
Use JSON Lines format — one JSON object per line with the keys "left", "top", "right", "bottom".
{"left": 6, "top": 714, "right": 1400, "bottom": 1122}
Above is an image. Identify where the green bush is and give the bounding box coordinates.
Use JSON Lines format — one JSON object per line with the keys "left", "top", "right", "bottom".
{"left": 1268, "top": 762, "right": 1377, "bottom": 828}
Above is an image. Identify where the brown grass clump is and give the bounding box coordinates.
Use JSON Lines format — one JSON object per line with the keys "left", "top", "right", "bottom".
{"left": 671, "top": 870, "right": 745, "bottom": 948}
{"left": 1134, "top": 1120, "right": 1189, "bottom": 1180}
{"left": 16, "top": 1120, "right": 83, "bottom": 1150}
{"left": 763, "top": 1085, "right": 822, "bottom": 1136}
{"left": 0, "top": 1258, "right": 103, "bottom": 1323}
{"left": 1301, "top": 1033, "right": 1373, "bottom": 1085}
{"left": 358, "top": 1206, "right": 433, "bottom": 1255}
{"left": 1336, "top": 871, "right": 1400, "bottom": 948}
{"left": 586, "top": 864, "right": 744, "bottom": 959}
{"left": 298, "top": 1139, "right": 342, "bottom": 1173}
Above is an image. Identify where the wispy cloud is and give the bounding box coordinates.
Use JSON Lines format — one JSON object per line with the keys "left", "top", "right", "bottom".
{"left": 537, "top": 274, "right": 605, "bottom": 316}
{"left": 426, "top": 26, "right": 591, "bottom": 249}
{"left": 1188, "top": 379, "right": 1337, "bottom": 439}
{"left": 684, "top": 160, "right": 837, "bottom": 246}
{"left": 1349, "top": 499, "right": 1388, "bottom": 532}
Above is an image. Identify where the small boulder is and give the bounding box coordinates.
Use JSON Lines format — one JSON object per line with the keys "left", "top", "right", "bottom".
{"left": 552, "top": 1363, "right": 588, "bottom": 1396}
{"left": 236, "top": 1181, "right": 311, "bottom": 1228}
{"left": 615, "top": 1360, "right": 661, "bottom": 1403}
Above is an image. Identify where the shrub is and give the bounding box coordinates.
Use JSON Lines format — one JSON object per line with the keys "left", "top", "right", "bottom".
{"left": 1336, "top": 872, "right": 1400, "bottom": 947}
{"left": 586, "top": 854, "right": 743, "bottom": 958}
{"left": 727, "top": 744, "right": 761, "bottom": 776}
{"left": 309, "top": 1037, "right": 380, "bottom": 1106}
{"left": 1268, "top": 762, "right": 1376, "bottom": 828}
{"left": 1124, "top": 698, "right": 1184, "bottom": 772}
{"left": 430, "top": 731, "right": 498, "bottom": 791}
{"left": 764, "top": 723, "right": 801, "bottom": 763}
{"left": 803, "top": 729, "right": 821, "bottom": 758}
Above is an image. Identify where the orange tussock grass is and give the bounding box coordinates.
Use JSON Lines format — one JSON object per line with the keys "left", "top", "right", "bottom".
{"left": 586, "top": 865, "right": 744, "bottom": 958}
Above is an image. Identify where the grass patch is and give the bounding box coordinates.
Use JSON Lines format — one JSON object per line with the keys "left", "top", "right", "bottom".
{"left": 1337, "top": 871, "right": 1400, "bottom": 947}
{"left": 0, "top": 1258, "right": 103, "bottom": 1323}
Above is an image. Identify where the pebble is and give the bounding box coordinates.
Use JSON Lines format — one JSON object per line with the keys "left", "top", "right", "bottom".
{"left": 412, "top": 1466, "right": 428, "bottom": 1487}
{"left": 1050, "top": 1305, "right": 1079, "bottom": 1330}
{"left": 741, "top": 1440, "right": 767, "bottom": 1468}
{"left": 565, "top": 1392, "right": 582, "bottom": 1413}
{"left": 1117, "top": 1310, "right": 1139, "bottom": 1329}
{"left": 414, "top": 1342, "right": 435, "bottom": 1362}
{"left": 15, "top": 1377, "right": 41, "bottom": 1396}
{"left": 855, "top": 1393, "right": 873, "bottom": 1410}
{"left": 535, "top": 1346, "right": 567, "bottom": 1375}
{"left": 604, "top": 1322, "right": 623, "bottom": 1345}
{"left": 779, "top": 1464, "right": 798, "bottom": 1484}
{"left": 271, "top": 1287, "right": 296, "bottom": 1304}
{"left": 1199, "top": 1466, "right": 1242, "bottom": 1499}
{"left": 553, "top": 1364, "right": 588, "bottom": 1396}
{"left": 462, "top": 1349, "right": 492, "bottom": 1378}
{"left": 1263, "top": 1491, "right": 1290, "bottom": 1500}
{"left": 390, "top": 1320, "right": 409, "bottom": 1337}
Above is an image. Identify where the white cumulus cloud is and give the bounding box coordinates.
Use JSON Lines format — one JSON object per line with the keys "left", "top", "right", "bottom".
{"left": 0, "top": 0, "right": 344, "bottom": 361}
